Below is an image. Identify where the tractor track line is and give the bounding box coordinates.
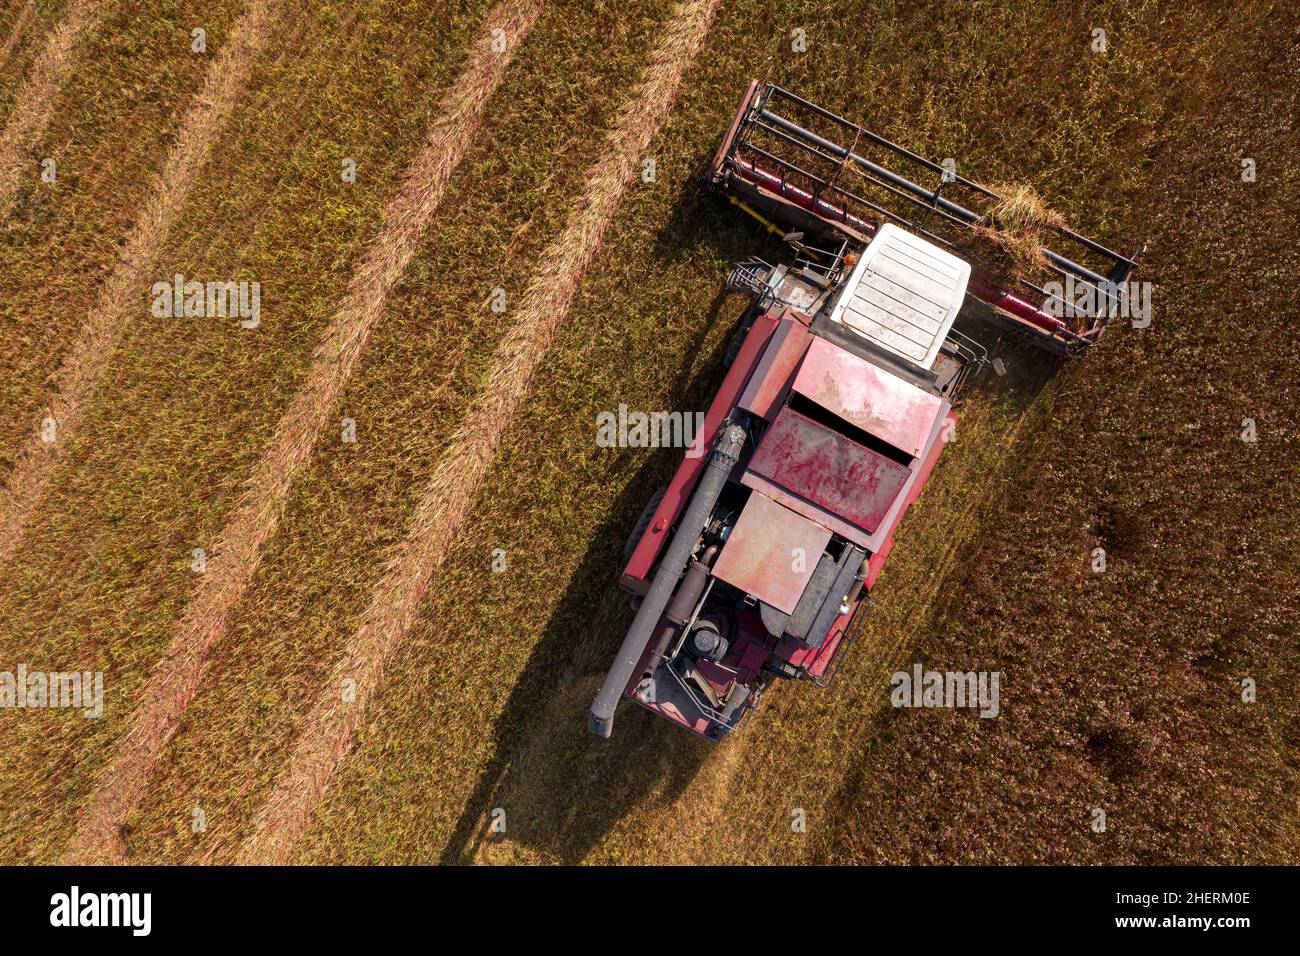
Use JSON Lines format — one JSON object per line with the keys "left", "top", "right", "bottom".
{"left": 0, "top": 0, "right": 279, "bottom": 574}
{"left": 238, "top": 0, "right": 721, "bottom": 865}
{"left": 61, "top": 0, "right": 545, "bottom": 865}
{"left": 0, "top": 0, "right": 37, "bottom": 75}
{"left": 0, "top": 0, "right": 99, "bottom": 213}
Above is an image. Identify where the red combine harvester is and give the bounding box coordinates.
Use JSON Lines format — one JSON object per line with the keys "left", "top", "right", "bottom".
{"left": 588, "top": 82, "right": 1140, "bottom": 740}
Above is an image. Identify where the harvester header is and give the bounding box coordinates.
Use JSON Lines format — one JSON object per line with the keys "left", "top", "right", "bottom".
{"left": 709, "top": 82, "right": 1141, "bottom": 355}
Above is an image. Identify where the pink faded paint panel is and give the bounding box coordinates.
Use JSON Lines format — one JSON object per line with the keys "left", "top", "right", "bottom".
{"left": 748, "top": 406, "right": 911, "bottom": 535}
{"left": 711, "top": 491, "right": 831, "bottom": 614}
{"left": 792, "top": 336, "right": 944, "bottom": 458}
{"left": 737, "top": 315, "right": 811, "bottom": 422}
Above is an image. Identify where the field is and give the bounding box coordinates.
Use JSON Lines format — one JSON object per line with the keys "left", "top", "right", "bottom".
{"left": 0, "top": 0, "right": 1295, "bottom": 865}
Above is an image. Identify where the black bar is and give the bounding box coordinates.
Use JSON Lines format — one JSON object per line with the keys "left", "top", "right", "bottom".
{"left": 765, "top": 83, "right": 1002, "bottom": 199}
{"left": 0, "top": 865, "right": 1277, "bottom": 943}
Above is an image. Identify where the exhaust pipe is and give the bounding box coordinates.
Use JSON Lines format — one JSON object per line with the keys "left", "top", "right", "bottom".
{"left": 588, "top": 423, "right": 747, "bottom": 738}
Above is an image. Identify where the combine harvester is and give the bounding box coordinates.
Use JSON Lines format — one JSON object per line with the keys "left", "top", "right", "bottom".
{"left": 589, "top": 82, "right": 1140, "bottom": 741}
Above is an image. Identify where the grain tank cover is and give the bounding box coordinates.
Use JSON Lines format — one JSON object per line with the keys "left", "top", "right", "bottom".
{"left": 827, "top": 223, "right": 971, "bottom": 370}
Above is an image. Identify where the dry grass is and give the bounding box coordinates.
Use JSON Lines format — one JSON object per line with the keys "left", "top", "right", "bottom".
{"left": 0, "top": 0, "right": 507, "bottom": 861}
{"left": 0, "top": 0, "right": 97, "bottom": 212}
{"left": 238, "top": 0, "right": 721, "bottom": 864}
{"left": 970, "top": 181, "right": 1069, "bottom": 286}
{"left": 61, "top": 0, "right": 544, "bottom": 865}
{"left": 0, "top": 0, "right": 1294, "bottom": 867}
{"left": 0, "top": 0, "right": 37, "bottom": 76}
{"left": 0, "top": 0, "right": 281, "bottom": 570}
{"left": 0, "top": 0, "right": 677, "bottom": 863}
{"left": 0, "top": 0, "right": 248, "bottom": 469}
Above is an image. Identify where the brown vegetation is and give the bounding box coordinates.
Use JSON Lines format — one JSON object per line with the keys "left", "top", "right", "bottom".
{"left": 971, "top": 182, "right": 1069, "bottom": 286}
{"left": 0, "top": 0, "right": 1293, "bottom": 866}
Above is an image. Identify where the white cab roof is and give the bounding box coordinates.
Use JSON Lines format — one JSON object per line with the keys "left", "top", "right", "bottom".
{"left": 827, "top": 223, "right": 971, "bottom": 370}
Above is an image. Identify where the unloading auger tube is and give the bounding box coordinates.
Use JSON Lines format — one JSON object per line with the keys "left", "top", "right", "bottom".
{"left": 588, "top": 423, "right": 748, "bottom": 738}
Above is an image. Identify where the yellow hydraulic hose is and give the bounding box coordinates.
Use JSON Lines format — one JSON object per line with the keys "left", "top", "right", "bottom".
{"left": 729, "top": 197, "right": 823, "bottom": 261}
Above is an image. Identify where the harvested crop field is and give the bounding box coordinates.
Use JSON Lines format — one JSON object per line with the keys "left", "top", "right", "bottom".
{"left": 0, "top": 0, "right": 1295, "bottom": 867}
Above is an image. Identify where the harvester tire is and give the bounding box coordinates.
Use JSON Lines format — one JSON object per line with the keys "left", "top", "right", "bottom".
{"left": 623, "top": 486, "right": 667, "bottom": 564}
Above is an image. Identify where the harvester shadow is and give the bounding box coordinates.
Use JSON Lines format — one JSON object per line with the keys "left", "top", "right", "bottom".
{"left": 439, "top": 185, "right": 1062, "bottom": 863}
{"left": 790, "top": 326, "right": 1062, "bottom": 864}
{"left": 440, "top": 270, "right": 744, "bottom": 865}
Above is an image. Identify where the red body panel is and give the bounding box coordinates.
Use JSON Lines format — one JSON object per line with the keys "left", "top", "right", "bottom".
{"left": 711, "top": 491, "right": 832, "bottom": 614}
{"left": 782, "top": 606, "right": 854, "bottom": 678}
{"left": 617, "top": 309, "right": 956, "bottom": 739}
{"left": 620, "top": 311, "right": 781, "bottom": 595}
{"left": 748, "top": 407, "right": 911, "bottom": 536}
{"left": 863, "top": 408, "right": 954, "bottom": 589}
{"left": 622, "top": 310, "right": 953, "bottom": 597}
{"left": 792, "top": 336, "right": 945, "bottom": 459}
{"left": 737, "top": 316, "right": 811, "bottom": 420}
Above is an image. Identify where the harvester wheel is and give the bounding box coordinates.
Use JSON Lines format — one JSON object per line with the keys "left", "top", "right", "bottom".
{"left": 623, "top": 486, "right": 667, "bottom": 564}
